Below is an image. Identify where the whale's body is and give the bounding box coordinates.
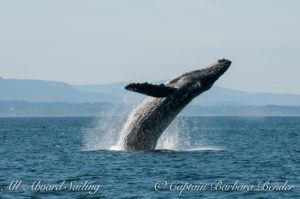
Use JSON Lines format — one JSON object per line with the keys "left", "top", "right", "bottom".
{"left": 118, "top": 59, "right": 231, "bottom": 151}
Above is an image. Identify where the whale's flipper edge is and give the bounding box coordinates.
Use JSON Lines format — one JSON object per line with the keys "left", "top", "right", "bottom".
{"left": 125, "top": 82, "right": 177, "bottom": 97}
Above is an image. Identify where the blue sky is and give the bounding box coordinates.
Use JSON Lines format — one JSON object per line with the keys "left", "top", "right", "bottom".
{"left": 0, "top": 0, "right": 299, "bottom": 94}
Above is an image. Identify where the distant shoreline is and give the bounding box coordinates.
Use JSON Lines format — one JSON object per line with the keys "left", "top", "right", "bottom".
{"left": 1, "top": 101, "right": 300, "bottom": 117}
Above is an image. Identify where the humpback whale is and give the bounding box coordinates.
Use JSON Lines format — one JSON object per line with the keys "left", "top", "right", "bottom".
{"left": 118, "top": 59, "right": 231, "bottom": 151}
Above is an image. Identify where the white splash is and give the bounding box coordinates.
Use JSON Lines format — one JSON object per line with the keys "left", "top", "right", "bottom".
{"left": 156, "top": 117, "right": 191, "bottom": 150}
{"left": 155, "top": 117, "right": 223, "bottom": 151}
{"left": 83, "top": 97, "right": 222, "bottom": 152}
{"left": 82, "top": 95, "right": 139, "bottom": 151}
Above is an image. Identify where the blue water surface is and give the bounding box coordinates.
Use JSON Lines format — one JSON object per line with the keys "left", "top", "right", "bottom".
{"left": 0, "top": 117, "right": 299, "bottom": 198}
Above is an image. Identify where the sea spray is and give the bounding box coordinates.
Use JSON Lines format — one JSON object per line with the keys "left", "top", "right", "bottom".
{"left": 156, "top": 117, "right": 191, "bottom": 150}
{"left": 82, "top": 101, "right": 193, "bottom": 151}
{"left": 82, "top": 94, "right": 142, "bottom": 151}
{"left": 83, "top": 96, "right": 220, "bottom": 151}
{"left": 156, "top": 116, "right": 223, "bottom": 151}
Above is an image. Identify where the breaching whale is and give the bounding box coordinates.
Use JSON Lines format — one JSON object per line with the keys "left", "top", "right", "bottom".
{"left": 118, "top": 59, "right": 231, "bottom": 151}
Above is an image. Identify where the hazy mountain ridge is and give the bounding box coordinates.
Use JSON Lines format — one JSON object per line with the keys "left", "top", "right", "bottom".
{"left": 1, "top": 77, "right": 300, "bottom": 106}
{"left": 0, "top": 77, "right": 118, "bottom": 102}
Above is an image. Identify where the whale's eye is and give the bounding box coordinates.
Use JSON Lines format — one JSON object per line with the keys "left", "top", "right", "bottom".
{"left": 191, "top": 81, "right": 201, "bottom": 90}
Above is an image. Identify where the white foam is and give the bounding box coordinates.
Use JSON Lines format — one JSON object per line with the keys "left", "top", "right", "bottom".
{"left": 184, "top": 146, "right": 224, "bottom": 151}
{"left": 109, "top": 145, "right": 122, "bottom": 151}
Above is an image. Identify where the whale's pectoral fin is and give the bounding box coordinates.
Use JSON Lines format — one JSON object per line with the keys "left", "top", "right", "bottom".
{"left": 125, "top": 82, "right": 177, "bottom": 97}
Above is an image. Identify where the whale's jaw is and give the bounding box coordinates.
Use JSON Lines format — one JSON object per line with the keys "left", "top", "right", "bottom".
{"left": 119, "top": 59, "right": 231, "bottom": 151}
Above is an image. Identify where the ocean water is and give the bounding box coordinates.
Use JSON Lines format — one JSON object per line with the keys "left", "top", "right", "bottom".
{"left": 0, "top": 116, "right": 299, "bottom": 198}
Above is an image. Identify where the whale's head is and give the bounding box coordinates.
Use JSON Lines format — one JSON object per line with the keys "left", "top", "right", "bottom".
{"left": 167, "top": 59, "right": 231, "bottom": 97}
